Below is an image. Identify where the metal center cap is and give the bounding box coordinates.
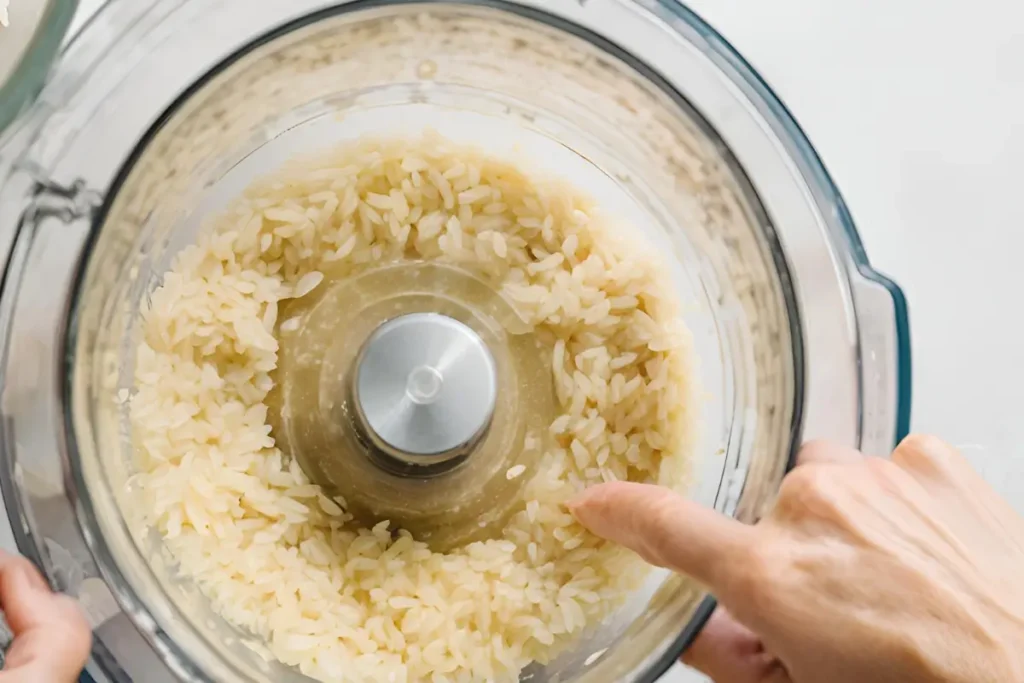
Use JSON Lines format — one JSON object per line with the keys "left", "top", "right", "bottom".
{"left": 351, "top": 313, "right": 498, "bottom": 471}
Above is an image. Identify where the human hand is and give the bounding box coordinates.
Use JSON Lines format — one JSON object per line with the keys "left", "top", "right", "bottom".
{"left": 0, "top": 552, "right": 90, "bottom": 681}
{"left": 569, "top": 435, "right": 1024, "bottom": 683}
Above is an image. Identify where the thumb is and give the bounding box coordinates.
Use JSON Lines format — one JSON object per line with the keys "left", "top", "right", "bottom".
{"left": 568, "top": 481, "right": 755, "bottom": 595}
{"left": 684, "top": 608, "right": 792, "bottom": 683}
{"left": 0, "top": 553, "right": 91, "bottom": 682}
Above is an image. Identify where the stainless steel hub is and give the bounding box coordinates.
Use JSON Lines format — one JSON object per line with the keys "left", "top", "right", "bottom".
{"left": 351, "top": 313, "right": 498, "bottom": 476}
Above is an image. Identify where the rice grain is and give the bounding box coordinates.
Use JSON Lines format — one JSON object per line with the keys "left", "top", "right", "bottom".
{"left": 130, "top": 134, "right": 695, "bottom": 683}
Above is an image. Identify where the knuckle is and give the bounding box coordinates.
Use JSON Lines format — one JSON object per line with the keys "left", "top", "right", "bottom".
{"left": 892, "top": 433, "right": 960, "bottom": 471}
{"left": 779, "top": 463, "right": 814, "bottom": 493}
{"left": 795, "top": 439, "right": 835, "bottom": 463}
{"left": 863, "top": 454, "right": 900, "bottom": 479}
{"left": 773, "top": 462, "right": 861, "bottom": 522}
{"left": 778, "top": 463, "right": 832, "bottom": 504}
{"left": 899, "top": 433, "right": 948, "bottom": 454}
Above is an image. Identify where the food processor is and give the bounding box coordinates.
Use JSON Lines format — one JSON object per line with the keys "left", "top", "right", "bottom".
{"left": 0, "top": 1, "right": 911, "bottom": 681}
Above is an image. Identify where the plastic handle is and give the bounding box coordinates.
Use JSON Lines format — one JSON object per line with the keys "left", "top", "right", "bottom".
{"left": 0, "top": 177, "right": 108, "bottom": 680}
{"left": 850, "top": 266, "right": 913, "bottom": 457}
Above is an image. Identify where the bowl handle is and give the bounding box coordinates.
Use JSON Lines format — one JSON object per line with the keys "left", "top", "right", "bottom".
{"left": 849, "top": 266, "right": 912, "bottom": 456}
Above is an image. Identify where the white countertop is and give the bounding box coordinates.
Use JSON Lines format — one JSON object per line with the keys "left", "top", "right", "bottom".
{"left": 40, "top": 0, "right": 1024, "bottom": 681}
{"left": 681, "top": 0, "right": 1024, "bottom": 494}
{"left": 666, "top": 0, "right": 1024, "bottom": 680}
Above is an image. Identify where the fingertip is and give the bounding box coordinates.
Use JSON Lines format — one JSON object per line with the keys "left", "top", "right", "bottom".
{"left": 4, "top": 592, "right": 92, "bottom": 677}
{"left": 569, "top": 483, "right": 647, "bottom": 548}
{"left": 0, "top": 554, "right": 91, "bottom": 680}
{"left": 567, "top": 481, "right": 638, "bottom": 522}
{"left": 570, "top": 482, "right": 754, "bottom": 591}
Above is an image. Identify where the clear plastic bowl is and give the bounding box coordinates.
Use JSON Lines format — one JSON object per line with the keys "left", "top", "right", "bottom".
{"left": 0, "top": 1, "right": 910, "bottom": 682}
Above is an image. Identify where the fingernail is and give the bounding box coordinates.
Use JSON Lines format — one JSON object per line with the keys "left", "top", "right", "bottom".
{"left": 566, "top": 489, "right": 594, "bottom": 516}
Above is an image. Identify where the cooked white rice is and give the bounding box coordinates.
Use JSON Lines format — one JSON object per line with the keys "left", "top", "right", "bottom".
{"left": 130, "top": 133, "right": 695, "bottom": 682}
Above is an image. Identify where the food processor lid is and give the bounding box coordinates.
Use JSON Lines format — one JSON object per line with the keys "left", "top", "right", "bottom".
{"left": 0, "top": 1, "right": 910, "bottom": 682}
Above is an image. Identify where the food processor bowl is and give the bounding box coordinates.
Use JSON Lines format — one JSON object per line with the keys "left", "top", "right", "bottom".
{"left": 0, "top": 1, "right": 910, "bottom": 682}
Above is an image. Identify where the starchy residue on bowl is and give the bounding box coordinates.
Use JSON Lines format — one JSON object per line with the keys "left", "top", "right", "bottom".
{"left": 129, "top": 133, "right": 696, "bottom": 682}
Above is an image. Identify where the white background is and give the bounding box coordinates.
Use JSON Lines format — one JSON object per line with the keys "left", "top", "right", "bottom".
{"left": 666, "top": 0, "right": 1024, "bottom": 681}
{"left": 59, "top": 0, "right": 1024, "bottom": 681}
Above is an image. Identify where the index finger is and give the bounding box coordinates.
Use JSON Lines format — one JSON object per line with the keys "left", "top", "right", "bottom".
{"left": 568, "top": 481, "right": 756, "bottom": 594}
